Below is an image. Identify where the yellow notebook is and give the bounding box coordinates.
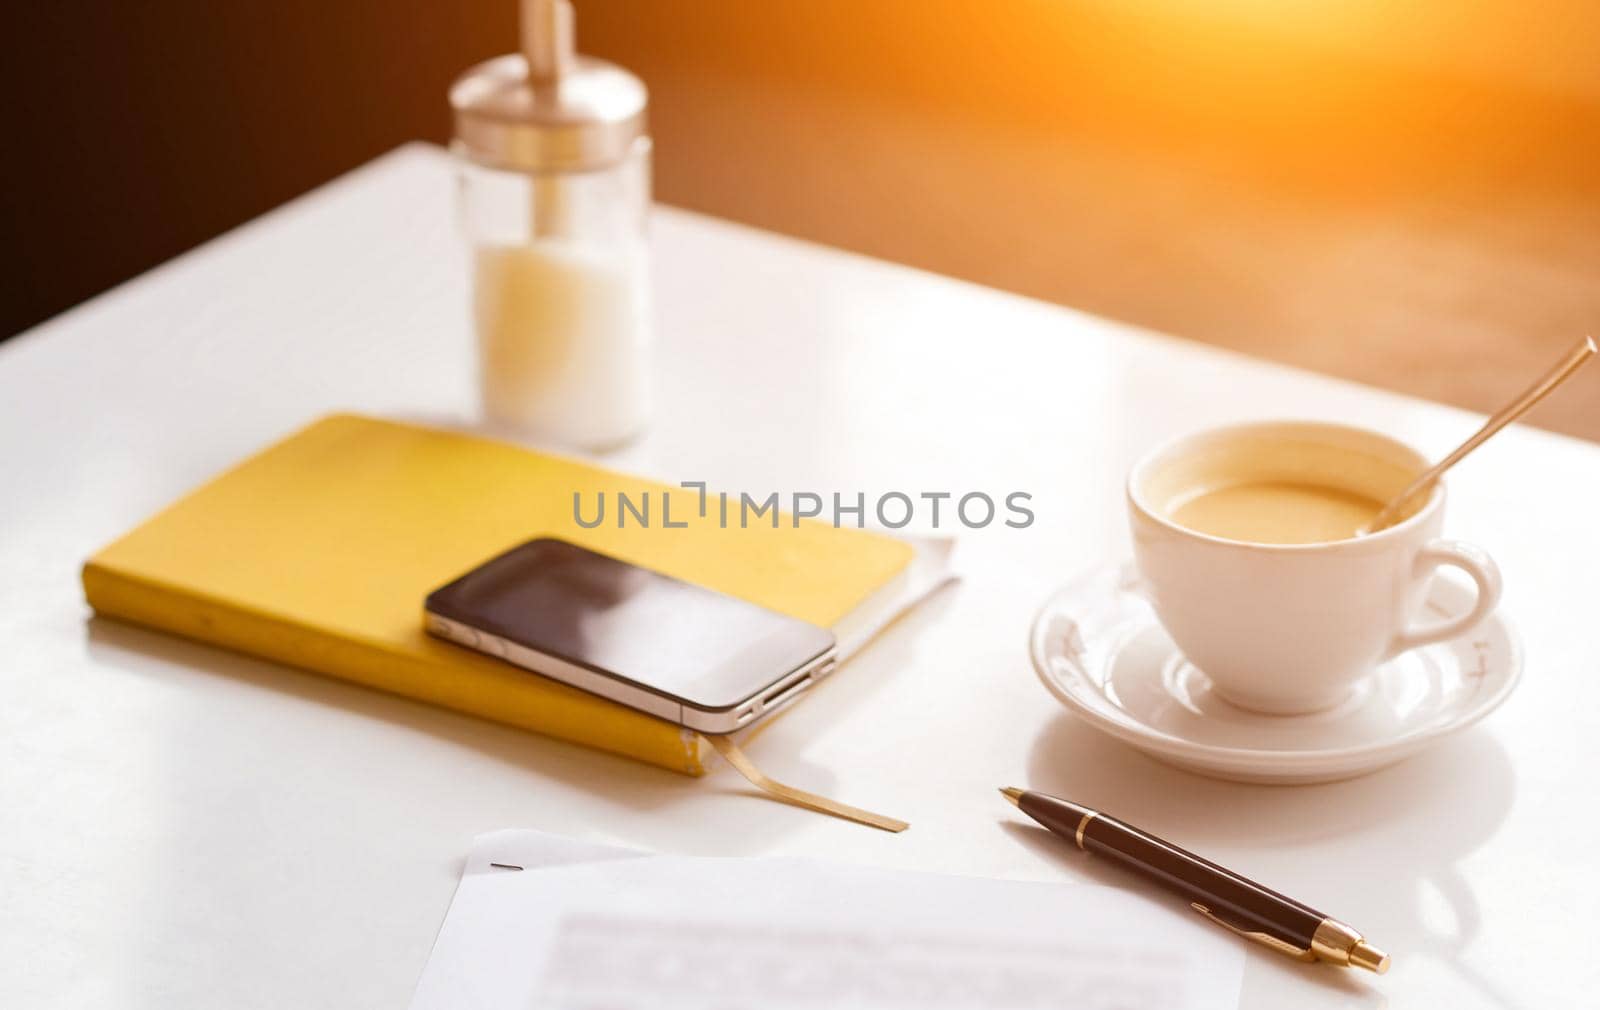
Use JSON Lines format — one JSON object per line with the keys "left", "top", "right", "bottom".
{"left": 82, "top": 414, "right": 913, "bottom": 775}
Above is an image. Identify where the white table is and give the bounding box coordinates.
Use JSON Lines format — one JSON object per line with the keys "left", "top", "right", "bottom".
{"left": 4, "top": 143, "right": 1593, "bottom": 1008}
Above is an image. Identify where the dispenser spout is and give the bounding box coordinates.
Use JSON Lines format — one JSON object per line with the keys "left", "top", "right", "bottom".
{"left": 522, "top": 0, "right": 575, "bottom": 82}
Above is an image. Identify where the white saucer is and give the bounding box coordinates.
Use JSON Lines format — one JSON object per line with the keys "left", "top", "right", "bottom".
{"left": 1028, "top": 563, "right": 1522, "bottom": 784}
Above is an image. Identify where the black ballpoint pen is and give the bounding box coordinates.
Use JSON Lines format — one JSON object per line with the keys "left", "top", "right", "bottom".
{"left": 1000, "top": 787, "right": 1389, "bottom": 973}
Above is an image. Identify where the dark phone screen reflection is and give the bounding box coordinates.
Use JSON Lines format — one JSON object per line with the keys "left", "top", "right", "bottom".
{"left": 426, "top": 539, "right": 834, "bottom": 709}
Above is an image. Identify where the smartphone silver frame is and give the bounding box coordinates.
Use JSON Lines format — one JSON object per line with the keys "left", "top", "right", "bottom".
{"left": 423, "top": 609, "right": 838, "bottom": 733}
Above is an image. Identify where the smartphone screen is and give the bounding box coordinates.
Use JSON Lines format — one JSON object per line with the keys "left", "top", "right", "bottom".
{"left": 425, "top": 538, "right": 835, "bottom": 711}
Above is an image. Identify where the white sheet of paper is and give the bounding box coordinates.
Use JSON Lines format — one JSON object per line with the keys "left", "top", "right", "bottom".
{"left": 410, "top": 831, "right": 1244, "bottom": 1010}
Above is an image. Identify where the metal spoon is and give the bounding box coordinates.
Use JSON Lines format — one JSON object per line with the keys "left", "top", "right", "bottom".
{"left": 1362, "top": 335, "right": 1597, "bottom": 534}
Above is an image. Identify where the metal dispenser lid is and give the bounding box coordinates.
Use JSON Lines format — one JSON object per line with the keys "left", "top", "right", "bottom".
{"left": 450, "top": 0, "right": 647, "bottom": 174}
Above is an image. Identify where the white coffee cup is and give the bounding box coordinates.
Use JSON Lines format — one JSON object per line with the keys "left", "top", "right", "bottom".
{"left": 1127, "top": 421, "right": 1502, "bottom": 715}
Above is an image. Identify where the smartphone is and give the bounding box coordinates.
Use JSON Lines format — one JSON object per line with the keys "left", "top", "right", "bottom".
{"left": 423, "top": 538, "right": 838, "bottom": 733}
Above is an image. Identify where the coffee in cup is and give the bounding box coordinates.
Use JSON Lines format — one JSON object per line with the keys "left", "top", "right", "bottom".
{"left": 1127, "top": 421, "right": 1501, "bottom": 714}
{"left": 1167, "top": 481, "right": 1382, "bottom": 545}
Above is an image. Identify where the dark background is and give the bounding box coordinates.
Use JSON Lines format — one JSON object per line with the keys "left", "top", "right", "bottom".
{"left": 2, "top": 2, "right": 512, "bottom": 340}
{"left": 6, "top": 2, "right": 1598, "bottom": 438}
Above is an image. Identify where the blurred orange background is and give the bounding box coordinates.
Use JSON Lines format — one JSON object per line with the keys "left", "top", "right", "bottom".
{"left": 5, "top": 2, "right": 1597, "bottom": 436}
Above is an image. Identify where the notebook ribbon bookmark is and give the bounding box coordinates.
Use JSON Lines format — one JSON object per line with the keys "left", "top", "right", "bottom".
{"left": 702, "top": 734, "right": 909, "bottom": 833}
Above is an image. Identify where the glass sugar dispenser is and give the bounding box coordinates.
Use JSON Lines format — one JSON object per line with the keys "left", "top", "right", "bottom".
{"left": 450, "top": 0, "right": 652, "bottom": 451}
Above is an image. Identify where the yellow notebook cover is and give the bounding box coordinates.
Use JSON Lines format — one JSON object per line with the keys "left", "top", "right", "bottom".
{"left": 81, "top": 414, "right": 914, "bottom": 775}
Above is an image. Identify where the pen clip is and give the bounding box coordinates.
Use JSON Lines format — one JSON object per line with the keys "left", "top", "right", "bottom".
{"left": 1190, "top": 903, "right": 1316, "bottom": 962}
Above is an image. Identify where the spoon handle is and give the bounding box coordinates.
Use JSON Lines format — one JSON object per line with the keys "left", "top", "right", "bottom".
{"left": 1367, "top": 336, "right": 1597, "bottom": 533}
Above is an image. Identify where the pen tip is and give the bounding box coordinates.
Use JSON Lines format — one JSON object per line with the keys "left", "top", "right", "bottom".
{"left": 1350, "top": 940, "right": 1390, "bottom": 975}
{"left": 998, "top": 787, "right": 1024, "bottom": 807}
